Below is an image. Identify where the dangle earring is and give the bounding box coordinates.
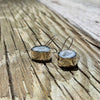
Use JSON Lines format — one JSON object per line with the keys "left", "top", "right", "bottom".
{"left": 31, "top": 35, "right": 57, "bottom": 63}
{"left": 58, "top": 36, "right": 79, "bottom": 67}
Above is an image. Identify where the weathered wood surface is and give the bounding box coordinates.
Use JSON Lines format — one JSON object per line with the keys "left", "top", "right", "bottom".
{"left": 0, "top": 0, "right": 100, "bottom": 100}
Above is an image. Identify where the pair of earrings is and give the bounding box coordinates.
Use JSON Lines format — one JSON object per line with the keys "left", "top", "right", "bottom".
{"left": 31, "top": 36, "right": 79, "bottom": 68}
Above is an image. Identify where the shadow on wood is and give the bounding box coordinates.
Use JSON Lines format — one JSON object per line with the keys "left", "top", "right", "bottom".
{"left": 32, "top": 58, "right": 52, "bottom": 63}
{"left": 60, "top": 64, "right": 79, "bottom": 71}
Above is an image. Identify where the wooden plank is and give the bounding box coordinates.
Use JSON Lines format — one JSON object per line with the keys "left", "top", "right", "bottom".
{"left": 0, "top": 8, "right": 15, "bottom": 99}
{"left": 4, "top": 3, "right": 53, "bottom": 100}
{"left": 0, "top": 42, "right": 11, "bottom": 100}
{"left": 10, "top": 0, "right": 99, "bottom": 99}
{"left": 0, "top": 0, "right": 100, "bottom": 100}
{"left": 2, "top": 3, "right": 49, "bottom": 100}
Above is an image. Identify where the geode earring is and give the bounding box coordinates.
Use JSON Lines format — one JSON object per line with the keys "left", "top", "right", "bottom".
{"left": 58, "top": 36, "right": 79, "bottom": 67}
{"left": 31, "top": 35, "right": 57, "bottom": 62}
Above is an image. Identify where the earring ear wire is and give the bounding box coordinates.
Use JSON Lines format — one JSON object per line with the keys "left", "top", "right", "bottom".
{"left": 68, "top": 38, "right": 73, "bottom": 50}
{"left": 45, "top": 35, "right": 56, "bottom": 46}
{"left": 60, "top": 36, "right": 70, "bottom": 52}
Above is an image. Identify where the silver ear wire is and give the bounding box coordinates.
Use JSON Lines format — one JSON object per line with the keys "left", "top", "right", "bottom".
{"left": 60, "top": 36, "right": 73, "bottom": 52}
{"left": 45, "top": 35, "right": 56, "bottom": 46}
{"left": 68, "top": 38, "right": 73, "bottom": 50}
{"left": 60, "top": 36, "right": 70, "bottom": 52}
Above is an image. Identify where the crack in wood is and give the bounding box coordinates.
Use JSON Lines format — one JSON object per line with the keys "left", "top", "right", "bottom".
{"left": 85, "top": 39, "right": 100, "bottom": 50}
{"left": 23, "top": 19, "right": 42, "bottom": 45}
{"left": 0, "top": 0, "right": 100, "bottom": 99}
{"left": 44, "top": 63, "right": 67, "bottom": 98}
{"left": 63, "top": 85, "right": 74, "bottom": 100}
{"left": 73, "top": 78, "right": 90, "bottom": 95}
{"left": 4, "top": 40, "right": 15, "bottom": 100}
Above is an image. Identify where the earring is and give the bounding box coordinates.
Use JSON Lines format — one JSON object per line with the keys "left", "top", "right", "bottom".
{"left": 58, "top": 36, "right": 79, "bottom": 67}
{"left": 31, "top": 35, "right": 57, "bottom": 63}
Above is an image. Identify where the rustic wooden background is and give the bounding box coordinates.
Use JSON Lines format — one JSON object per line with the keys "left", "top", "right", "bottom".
{"left": 0, "top": 0, "right": 100, "bottom": 100}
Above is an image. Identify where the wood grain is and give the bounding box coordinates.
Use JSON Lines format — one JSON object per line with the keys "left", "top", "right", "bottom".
{"left": 0, "top": 0, "right": 100, "bottom": 100}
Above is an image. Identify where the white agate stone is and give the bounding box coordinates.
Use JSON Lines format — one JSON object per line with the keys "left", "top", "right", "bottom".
{"left": 32, "top": 46, "right": 50, "bottom": 52}
{"left": 59, "top": 50, "right": 76, "bottom": 58}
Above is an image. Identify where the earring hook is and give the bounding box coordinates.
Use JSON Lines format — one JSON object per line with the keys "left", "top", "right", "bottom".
{"left": 60, "top": 36, "right": 73, "bottom": 52}
{"left": 60, "top": 36, "right": 70, "bottom": 52}
{"left": 68, "top": 38, "right": 73, "bottom": 50}
{"left": 45, "top": 35, "right": 56, "bottom": 46}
